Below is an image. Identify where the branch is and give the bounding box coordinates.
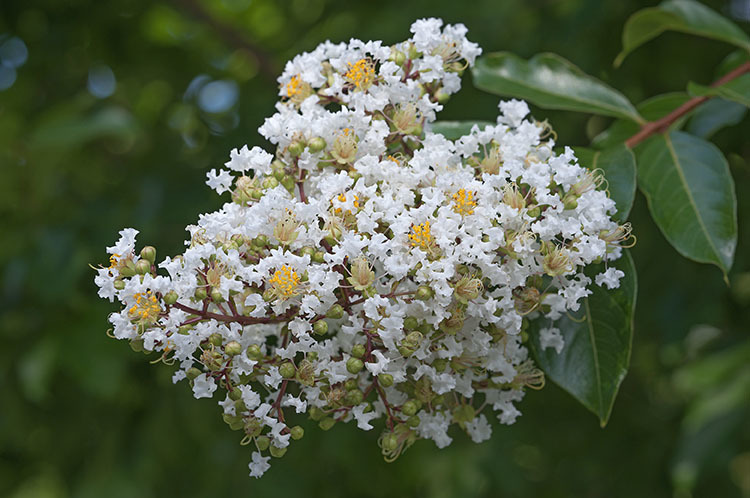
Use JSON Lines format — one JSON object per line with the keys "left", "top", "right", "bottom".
{"left": 625, "top": 62, "right": 750, "bottom": 148}
{"left": 171, "top": 0, "right": 278, "bottom": 81}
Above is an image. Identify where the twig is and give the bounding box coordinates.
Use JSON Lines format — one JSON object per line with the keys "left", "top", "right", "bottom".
{"left": 625, "top": 62, "right": 750, "bottom": 148}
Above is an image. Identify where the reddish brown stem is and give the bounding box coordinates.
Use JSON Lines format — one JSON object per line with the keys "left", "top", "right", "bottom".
{"left": 625, "top": 62, "right": 750, "bottom": 148}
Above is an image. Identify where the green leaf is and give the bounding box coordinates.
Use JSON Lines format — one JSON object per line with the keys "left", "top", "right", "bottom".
{"left": 472, "top": 52, "right": 643, "bottom": 123}
{"left": 529, "top": 251, "right": 637, "bottom": 426}
{"left": 592, "top": 92, "right": 690, "bottom": 149}
{"left": 686, "top": 98, "right": 747, "bottom": 138}
{"left": 615, "top": 0, "right": 750, "bottom": 67}
{"left": 636, "top": 131, "right": 737, "bottom": 275}
{"left": 574, "top": 145, "right": 636, "bottom": 223}
{"left": 429, "top": 120, "right": 494, "bottom": 140}
{"left": 687, "top": 74, "right": 750, "bottom": 108}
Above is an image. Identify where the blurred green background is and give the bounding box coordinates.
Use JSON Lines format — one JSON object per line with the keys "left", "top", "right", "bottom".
{"left": 1, "top": 0, "right": 749, "bottom": 496}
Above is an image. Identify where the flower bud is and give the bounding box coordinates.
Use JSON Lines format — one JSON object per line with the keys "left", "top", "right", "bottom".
{"left": 346, "top": 389, "right": 364, "bottom": 405}
{"left": 346, "top": 357, "right": 364, "bottom": 374}
{"left": 224, "top": 341, "right": 242, "bottom": 356}
{"left": 229, "top": 387, "right": 242, "bottom": 401}
{"left": 378, "top": 373, "right": 394, "bottom": 387}
{"left": 194, "top": 287, "right": 208, "bottom": 301}
{"left": 407, "top": 415, "right": 420, "bottom": 427}
{"left": 319, "top": 417, "right": 335, "bottom": 431}
{"left": 252, "top": 235, "right": 268, "bottom": 247}
{"left": 256, "top": 435, "right": 270, "bottom": 451}
{"left": 326, "top": 304, "right": 344, "bottom": 319}
{"left": 140, "top": 246, "right": 156, "bottom": 263}
{"left": 403, "top": 316, "right": 419, "bottom": 330}
{"left": 246, "top": 344, "right": 262, "bottom": 360}
{"left": 113, "top": 279, "right": 125, "bottom": 290}
{"left": 382, "top": 433, "right": 399, "bottom": 451}
{"left": 308, "top": 137, "right": 327, "bottom": 153}
{"left": 210, "top": 288, "right": 224, "bottom": 303}
{"left": 401, "top": 400, "right": 418, "bottom": 417}
{"left": 281, "top": 175, "right": 296, "bottom": 193}
{"left": 269, "top": 445, "right": 288, "bottom": 458}
{"left": 135, "top": 259, "right": 151, "bottom": 275}
{"left": 279, "top": 361, "right": 296, "bottom": 379}
{"left": 163, "top": 290, "right": 178, "bottom": 305}
{"left": 415, "top": 285, "right": 433, "bottom": 301}
{"left": 312, "top": 251, "right": 326, "bottom": 264}
{"left": 186, "top": 367, "right": 202, "bottom": 380}
{"left": 288, "top": 140, "right": 305, "bottom": 157}
{"left": 313, "top": 320, "right": 329, "bottom": 336}
{"left": 351, "top": 344, "right": 366, "bottom": 358}
{"left": 290, "top": 425, "right": 305, "bottom": 440}
{"left": 262, "top": 177, "right": 279, "bottom": 190}
{"left": 308, "top": 406, "right": 324, "bottom": 421}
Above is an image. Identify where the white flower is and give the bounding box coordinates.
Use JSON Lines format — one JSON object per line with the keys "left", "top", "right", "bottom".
{"left": 540, "top": 327, "right": 565, "bottom": 354}
{"left": 205, "top": 168, "right": 233, "bottom": 194}
{"left": 248, "top": 451, "right": 271, "bottom": 478}
{"left": 596, "top": 267, "right": 625, "bottom": 290}
{"left": 192, "top": 373, "right": 217, "bottom": 399}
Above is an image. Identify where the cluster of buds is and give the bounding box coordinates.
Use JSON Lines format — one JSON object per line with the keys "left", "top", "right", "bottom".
{"left": 95, "top": 19, "right": 629, "bottom": 478}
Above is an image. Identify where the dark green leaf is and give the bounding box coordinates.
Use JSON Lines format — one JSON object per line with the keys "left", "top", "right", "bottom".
{"left": 529, "top": 251, "right": 637, "bottom": 426}
{"left": 574, "top": 145, "right": 636, "bottom": 222}
{"left": 686, "top": 98, "right": 747, "bottom": 138}
{"left": 592, "top": 92, "right": 690, "bottom": 149}
{"left": 429, "top": 120, "right": 494, "bottom": 140}
{"left": 615, "top": 0, "right": 750, "bottom": 67}
{"left": 687, "top": 74, "right": 750, "bottom": 108}
{"left": 636, "top": 131, "right": 737, "bottom": 275}
{"left": 473, "top": 52, "right": 643, "bottom": 123}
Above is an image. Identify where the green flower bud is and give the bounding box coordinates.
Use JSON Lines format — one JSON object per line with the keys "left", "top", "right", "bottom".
{"left": 119, "top": 264, "right": 137, "bottom": 278}
{"left": 262, "top": 177, "right": 279, "bottom": 190}
{"left": 313, "top": 320, "right": 329, "bottom": 336}
{"left": 378, "top": 373, "right": 394, "bottom": 387}
{"left": 312, "top": 251, "right": 326, "bottom": 264}
{"left": 326, "top": 304, "right": 344, "bottom": 319}
{"left": 403, "top": 316, "right": 419, "bottom": 330}
{"left": 246, "top": 344, "right": 262, "bottom": 360}
{"left": 344, "top": 378, "right": 359, "bottom": 391}
{"left": 210, "top": 288, "right": 224, "bottom": 303}
{"left": 290, "top": 425, "right": 305, "bottom": 440}
{"left": 279, "top": 362, "right": 296, "bottom": 379}
{"left": 186, "top": 367, "right": 202, "bottom": 380}
{"left": 288, "top": 140, "right": 305, "bottom": 157}
{"left": 269, "top": 445, "right": 288, "bottom": 458}
{"left": 346, "top": 389, "right": 364, "bottom": 405}
{"left": 527, "top": 206, "right": 541, "bottom": 218}
{"left": 382, "top": 433, "right": 399, "bottom": 451}
{"left": 194, "top": 287, "right": 208, "bottom": 301}
{"left": 281, "top": 175, "right": 296, "bottom": 193}
{"left": 346, "top": 357, "right": 364, "bottom": 374}
{"left": 300, "top": 246, "right": 315, "bottom": 257}
{"left": 140, "top": 245, "right": 156, "bottom": 263}
{"left": 113, "top": 279, "right": 126, "bottom": 290}
{"left": 163, "top": 290, "right": 178, "bottom": 305}
{"left": 135, "top": 259, "right": 151, "bottom": 275}
{"left": 308, "top": 406, "right": 324, "bottom": 421}
{"left": 229, "top": 387, "right": 242, "bottom": 401}
{"left": 256, "top": 435, "right": 270, "bottom": 451}
{"left": 415, "top": 285, "right": 434, "bottom": 301}
{"left": 407, "top": 415, "right": 420, "bottom": 427}
{"left": 224, "top": 341, "right": 242, "bottom": 356}
{"left": 253, "top": 235, "right": 268, "bottom": 247}
{"left": 432, "top": 358, "right": 448, "bottom": 373}
{"left": 319, "top": 417, "right": 335, "bottom": 431}
{"left": 401, "top": 400, "right": 418, "bottom": 417}
{"left": 308, "top": 137, "right": 327, "bottom": 153}
{"left": 129, "top": 338, "right": 144, "bottom": 353}
{"left": 351, "top": 344, "right": 366, "bottom": 358}
{"left": 209, "top": 333, "right": 223, "bottom": 347}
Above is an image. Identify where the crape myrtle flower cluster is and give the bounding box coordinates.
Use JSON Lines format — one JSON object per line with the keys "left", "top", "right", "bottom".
{"left": 94, "top": 18, "right": 631, "bottom": 478}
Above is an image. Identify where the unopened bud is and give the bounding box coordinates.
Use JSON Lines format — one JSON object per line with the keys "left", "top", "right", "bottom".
{"left": 378, "top": 373, "right": 394, "bottom": 387}
{"left": 288, "top": 140, "right": 305, "bottom": 157}
{"left": 135, "top": 259, "right": 151, "bottom": 275}
{"left": 308, "top": 137, "right": 327, "bottom": 153}
{"left": 415, "top": 285, "right": 433, "bottom": 301}
{"left": 326, "top": 304, "right": 344, "bottom": 319}
{"left": 313, "top": 320, "right": 329, "bottom": 336}
{"left": 163, "top": 290, "right": 178, "bottom": 305}
{"left": 351, "top": 344, "right": 366, "bottom": 358}
{"left": 290, "top": 426, "right": 305, "bottom": 440}
{"left": 209, "top": 333, "right": 223, "bottom": 347}
{"left": 224, "top": 341, "right": 242, "bottom": 356}
{"left": 140, "top": 246, "right": 156, "bottom": 263}
{"left": 113, "top": 279, "right": 125, "bottom": 290}
{"left": 279, "top": 362, "right": 296, "bottom": 378}
{"left": 186, "top": 367, "right": 202, "bottom": 380}
{"left": 319, "top": 417, "right": 335, "bottom": 431}
{"left": 256, "top": 435, "right": 270, "bottom": 451}
{"left": 346, "top": 357, "right": 364, "bottom": 374}
{"left": 246, "top": 344, "right": 262, "bottom": 360}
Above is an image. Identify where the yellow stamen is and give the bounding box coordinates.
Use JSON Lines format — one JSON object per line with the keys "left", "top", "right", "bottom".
{"left": 344, "top": 59, "right": 375, "bottom": 89}
{"left": 286, "top": 75, "right": 302, "bottom": 98}
{"left": 269, "top": 265, "right": 301, "bottom": 298}
{"left": 408, "top": 221, "right": 435, "bottom": 251}
{"left": 128, "top": 290, "right": 161, "bottom": 323}
{"left": 452, "top": 189, "right": 477, "bottom": 216}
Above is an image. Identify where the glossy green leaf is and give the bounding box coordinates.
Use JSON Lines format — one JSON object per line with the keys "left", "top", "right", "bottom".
{"left": 686, "top": 98, "right": 747, "bottom": 138}
{"left": 529, "top": 251, "right": 637, "bottom": 426}
{"left": 592, "top": 92, "right": 690, "bottom": 149}
{"left": 636, "top": 131, "right": 737, "bottom": 275}
{"left": 615, "top": 0, "right": 750, "bottom": 67}
{"left": 429, "top": 120, "right": 494, "bottom": 140}
{"left": 473, "top": 52, "right": 643, "bottom": 123}
{"left": 687, "top": 74, "right": 750, "bottom": 108}
{"left": 574, "top": 145, "right": 636, "bottom": 222}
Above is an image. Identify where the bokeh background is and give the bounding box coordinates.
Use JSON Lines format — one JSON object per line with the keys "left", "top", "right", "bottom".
{"left": 1, "top": 0, "right": 750, "bottom": 496}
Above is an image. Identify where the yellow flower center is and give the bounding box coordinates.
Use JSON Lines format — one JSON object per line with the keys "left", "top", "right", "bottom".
{"left": 269, "top": 265, "right": 301, "bottom": 298}
{"left": 408, "top": 221, "right": 435, "bottom": 251}
{"left": 286, "top": 75, "right": 302, "bottom": 98}
{"left": 128, "top": 291, "right": 161, "bottom": 323}
{"left": 344, "top": 59, "right": 375, "bottom": 89}
{"left": 333, "top": 193, "right": 361, "bottom": 215}
{"left": 452, "top": 189, "right": 477, "bottom": 216}
{"left": 108, "top": 253, "right": 120, "bottom": 270}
